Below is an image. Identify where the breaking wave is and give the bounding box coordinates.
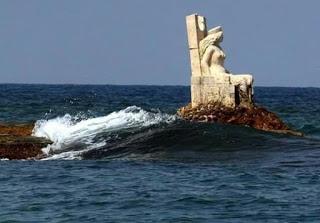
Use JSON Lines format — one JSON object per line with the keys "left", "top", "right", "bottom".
{"left": 32, "top": 106, "right": 177, "bottom": 160}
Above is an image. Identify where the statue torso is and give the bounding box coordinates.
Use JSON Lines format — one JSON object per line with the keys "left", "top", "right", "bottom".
{"left": 209, "top": 45, "right": 227, "bottom": 75}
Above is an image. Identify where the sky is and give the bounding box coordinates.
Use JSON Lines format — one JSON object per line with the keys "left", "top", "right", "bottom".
{"left": 0, "top": 0, "right": 319, "bottom": 87}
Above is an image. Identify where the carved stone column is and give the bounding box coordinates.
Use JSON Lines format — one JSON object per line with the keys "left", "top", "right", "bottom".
{"left": 186, "top": 14, "right": 207, "bottom": 107}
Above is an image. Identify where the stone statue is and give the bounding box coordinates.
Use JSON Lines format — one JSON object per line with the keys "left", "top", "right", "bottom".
{"left": 186, "top": 14, "right": 253, "bottom": 108}
{"left": 199, "top": 26, "right": 226, "bottom": 76}
{"left": 179, "top": 14, "right": 303, "bottom": 136}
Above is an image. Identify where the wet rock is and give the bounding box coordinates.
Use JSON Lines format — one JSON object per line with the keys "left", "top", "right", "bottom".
{"left": 177, "top": 103, "right": 303, "bottom": 136}
{"left": 0, "top": 123, "right": 34, "bottom": 137}
{"left": 0, "top": 123, "right": 52, "bottom": 160}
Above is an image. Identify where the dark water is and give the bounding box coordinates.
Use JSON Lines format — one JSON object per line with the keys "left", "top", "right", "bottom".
{"left": 1, "top": 84, "right": 320, "bottom": 222}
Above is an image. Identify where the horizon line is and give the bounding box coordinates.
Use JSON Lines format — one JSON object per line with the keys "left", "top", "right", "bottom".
{"left": 0, "top": 82, "right": 319, "bottom": 89}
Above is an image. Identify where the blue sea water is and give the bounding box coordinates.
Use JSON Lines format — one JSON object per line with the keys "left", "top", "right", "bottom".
{"left": 1, "top": 84, "right": 320, "bottom": 222}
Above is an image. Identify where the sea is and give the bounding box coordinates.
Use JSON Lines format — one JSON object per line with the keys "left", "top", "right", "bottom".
{"left": 0, "top": 84, "right": 320, "bottom": 222}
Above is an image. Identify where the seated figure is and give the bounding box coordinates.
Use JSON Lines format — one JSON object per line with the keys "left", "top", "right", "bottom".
{"left": 199, "top": 26, "right": 253, "bottom": 107}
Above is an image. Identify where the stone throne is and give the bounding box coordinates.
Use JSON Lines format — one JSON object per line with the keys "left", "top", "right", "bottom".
{"left": 186, "top": 14, "right": 254, "bottom": 108}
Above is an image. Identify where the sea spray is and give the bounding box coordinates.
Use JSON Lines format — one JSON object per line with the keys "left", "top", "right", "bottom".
{"left": 32, "top": 106, "right": 176, "bottom": 159}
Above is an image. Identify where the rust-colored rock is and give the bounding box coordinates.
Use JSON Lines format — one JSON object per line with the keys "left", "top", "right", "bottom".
{"left": 0, "top": 123, "right": 34, "bottom": 136}
{"left": 0, "top": 123, "right": 52, "bottom": 160}
{"left": 178, "top": 103, "right": 303, "bottom": 136}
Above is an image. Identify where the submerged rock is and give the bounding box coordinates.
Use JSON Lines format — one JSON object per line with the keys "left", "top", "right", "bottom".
{"left": 178, "top": 103, "right": 303, "bottom": 136}
{"left": 0, "top": 123, "right": 52, "bottom": 160}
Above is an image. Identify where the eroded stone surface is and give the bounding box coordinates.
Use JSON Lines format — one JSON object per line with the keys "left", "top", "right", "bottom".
{"left": 0, "top": 123, "right": 51, "bottom": 160}
{"left": 0, "top": 123, "right": 34, "bottom": 136}
{"left": 178, "top": 103, "right": 303, "bottom": 136}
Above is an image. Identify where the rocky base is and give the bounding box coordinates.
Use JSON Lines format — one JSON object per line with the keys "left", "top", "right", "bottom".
{"left": 0, "top": 123, "right": 51, "bottom": 160}
{"left": 178, "top": 103, "right": 303, "bottom": 136}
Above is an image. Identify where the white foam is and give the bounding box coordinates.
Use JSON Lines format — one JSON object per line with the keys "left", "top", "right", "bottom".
{"left": 32, "top": 106, "right": 176, "bottom": 159}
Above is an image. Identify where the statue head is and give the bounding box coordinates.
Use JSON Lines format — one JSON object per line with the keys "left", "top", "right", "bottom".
{"left": 199, "top": 26, "right": 224, "bottom": 59}
{"left": 208, "top": 26, "right": 223, "bottom": 42}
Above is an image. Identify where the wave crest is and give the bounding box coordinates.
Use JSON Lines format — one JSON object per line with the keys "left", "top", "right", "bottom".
{"left": 32, "top": 106, "right": 176, "bottom": 159}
